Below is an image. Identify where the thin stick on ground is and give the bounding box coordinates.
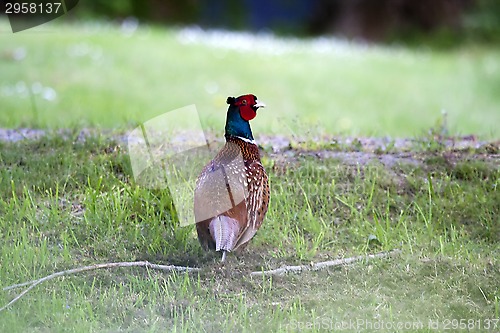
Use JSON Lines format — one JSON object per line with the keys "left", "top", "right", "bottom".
{"left": 0, "top": 261, "right": 200, "bottom": 312}
{"left": 1, "top": 250, "right": 400, "bottom": 312}
{"left": 250, "top": 249, "right": 401, "bottom": 276}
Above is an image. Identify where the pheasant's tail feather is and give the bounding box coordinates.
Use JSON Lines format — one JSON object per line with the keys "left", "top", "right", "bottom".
{"left": 209, "top": 216, "right": 240, "bottom": 252}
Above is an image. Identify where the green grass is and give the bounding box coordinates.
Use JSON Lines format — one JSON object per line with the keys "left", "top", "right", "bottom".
{"left": 1, "top": 19, "right": 500, "bottom": 138}
{"left": 0, "top": 135, "right": 499, "bottom": 332}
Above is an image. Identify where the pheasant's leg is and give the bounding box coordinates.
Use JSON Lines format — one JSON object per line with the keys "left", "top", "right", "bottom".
{"left": 221, "top": 250, "right": 227, "bottom": 262}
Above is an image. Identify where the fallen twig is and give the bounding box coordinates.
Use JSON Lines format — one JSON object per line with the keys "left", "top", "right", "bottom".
{"left": 1, "top": 250, "right": 400, "bottom": 312}
{"left": 250, "top": 249, "right": 401, "bottom": 276}
{"left": 0, "top": 261, "right": 200, "bottom": 312}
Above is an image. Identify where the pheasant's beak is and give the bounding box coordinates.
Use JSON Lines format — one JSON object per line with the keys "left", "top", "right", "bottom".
{"left": 254, "top": 100, "right": 266, "bottom": 109}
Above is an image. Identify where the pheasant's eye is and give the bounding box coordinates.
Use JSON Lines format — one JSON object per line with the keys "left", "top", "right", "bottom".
{"left": 241, "top": 100, "right": 247, "bottom": 105}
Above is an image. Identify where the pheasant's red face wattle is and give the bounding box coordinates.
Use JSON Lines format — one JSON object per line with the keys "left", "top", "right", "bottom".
{"left": 240, "top": 106, "right": 257, "bottom": 121}
{"left": 233, "top": 94, "right": 260, "bottom": 121}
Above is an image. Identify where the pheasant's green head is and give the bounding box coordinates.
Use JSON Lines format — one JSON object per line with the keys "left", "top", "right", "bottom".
{"left": 225, "top": 94, "right": 265, "bottom": 141}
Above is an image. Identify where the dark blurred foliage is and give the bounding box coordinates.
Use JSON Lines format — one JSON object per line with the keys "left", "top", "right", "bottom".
{"left": 74, "top": 0, "right": 500, "bottom": 45}
{"left": 75, "top": 0, "right": 201, "bottom": 24}
{"left": 463, "top": 0, "right": 500, "bottom": 43}
{"left": 309, "top": 0, "right": 472, "bottom": 43}
{"left": 309, "top": 0, "right": 500, "bottom": 45}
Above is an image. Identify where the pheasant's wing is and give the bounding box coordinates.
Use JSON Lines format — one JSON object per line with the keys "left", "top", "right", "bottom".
{"left": 234, "top": 160, "right": 269, "bottom": 250}
{"left": 194, "top": 143, "right": 247, "bottom": 225}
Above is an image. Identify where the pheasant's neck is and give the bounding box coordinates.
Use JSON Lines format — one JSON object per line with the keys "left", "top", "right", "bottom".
{"left": 224, "top": 107, "right": 255, "bottom": 142}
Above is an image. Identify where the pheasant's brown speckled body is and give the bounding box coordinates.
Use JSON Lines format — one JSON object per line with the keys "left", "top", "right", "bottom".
{"left": 194, "top": 94, "right": 269, "bottom": 261}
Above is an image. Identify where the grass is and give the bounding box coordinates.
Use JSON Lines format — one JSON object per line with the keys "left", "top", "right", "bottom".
{"left": 0, "top": 134, "right": 499, "bottom": 332}
{"left": 0, "top": 19, "right": 500, "bottom": 138}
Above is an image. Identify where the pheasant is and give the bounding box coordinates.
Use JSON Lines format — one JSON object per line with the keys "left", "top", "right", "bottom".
{"left": 194, "top": 94, "right": 270, "bottom": 262}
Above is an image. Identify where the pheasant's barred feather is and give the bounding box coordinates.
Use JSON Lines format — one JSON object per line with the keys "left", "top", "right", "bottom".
{"left": 209, "top": 216, "right": 239, "bottom": 251}
{"left": 234, "top": 160, "right": 269, "bottom": 249}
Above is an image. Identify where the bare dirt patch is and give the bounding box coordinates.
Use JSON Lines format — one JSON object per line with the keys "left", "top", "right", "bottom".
{"left": 1, "top": 128, "right": 498, "bottom": 168}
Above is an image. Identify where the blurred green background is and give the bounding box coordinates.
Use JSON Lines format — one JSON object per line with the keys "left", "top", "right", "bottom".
{"left": 1, "top": 0, "right": 499, "bottom": 138}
